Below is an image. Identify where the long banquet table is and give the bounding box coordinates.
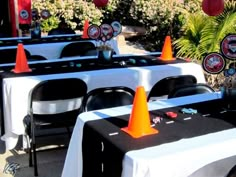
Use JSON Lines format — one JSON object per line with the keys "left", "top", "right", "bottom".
{"left": 62, "top": 92, "right": 236, "bottom": 177}
{"left": 0, "top": 34, "right": 119, "bottom": 59}
{"left": 0, "top": 54, "right": 206, "bottom": 150}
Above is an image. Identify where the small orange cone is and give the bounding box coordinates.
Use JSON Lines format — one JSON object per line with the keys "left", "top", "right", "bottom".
{"left": 158, "top": 35, "right": 176, "bottom": 61}
{"left": 82, "top": 19, "right": 89, "bottom": 39}
{"left": 121, "top": 86, "right": 158, "bottom": 138}
{"left": 12, "top": 43, "right": 31, "bottom": 73}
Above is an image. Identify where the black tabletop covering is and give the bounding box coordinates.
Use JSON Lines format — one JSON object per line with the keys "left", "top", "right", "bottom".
{"left": 0, "top": 54, "right": 186, "bottom": 78}
{"left": 82, "top": 99, "right": 236, "bottom": 177}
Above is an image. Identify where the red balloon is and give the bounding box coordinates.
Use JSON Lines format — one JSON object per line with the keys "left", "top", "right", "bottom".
{"left": 202, "top": 0, "right": 224, "bottom": 16}
{"left": 93, "top": 0, "right": 109, "bottom": 8}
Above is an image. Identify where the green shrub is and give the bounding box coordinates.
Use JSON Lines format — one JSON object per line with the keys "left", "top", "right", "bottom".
{"left": 32, "top": 0, "right": 103, "bottom": 32}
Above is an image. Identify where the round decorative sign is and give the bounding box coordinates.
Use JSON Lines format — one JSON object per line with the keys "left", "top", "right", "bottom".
{"left": 87, "top": 25, "right": 101, "bottom": 40}
{"left": 224, "top": 69, "right": 230, "bottom": 77}
{"left": 111, "top": 21, "right": 122, "bottom": 37}
{"left": 32, "top": 8, "right": 39, "bottom": 19}
{"left": 221, "top": 34, "right": 236, "bottom": 60}
{"left": 99, "top": 24, "right": 114, "bottom": 42}
{"left": 227, "top": 68, "right": 236, "bottom": 76}
{"left": 40, "top": 9, "right": 51, "bottom": 20}
{"left": 202, "top": 52, "right": 226, "bottom": 74}
{"left": 19, "top": 10, "right": 29, "bottom": 20}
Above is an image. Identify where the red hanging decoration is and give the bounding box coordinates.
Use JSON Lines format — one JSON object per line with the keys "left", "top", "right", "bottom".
{"left": 18, "top": 0, "right": 32, "bottom": 24}
{"left": 202, "top": 0, "right": 224, "bottom": 16}
{"left": 93, "top": 0, "right": 109, "bottom": 8}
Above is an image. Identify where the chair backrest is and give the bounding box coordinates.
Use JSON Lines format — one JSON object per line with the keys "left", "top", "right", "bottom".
{"left": 30, "top": 78, "right": 87, "bottom": 117}
{"left": 168, "top": 83, "right": 215, "bottom": 98}
{"left": 226, "top": 165, "right": 236, "bottom": 177}
{"left": 0, "top": 48, "right": 31, "bottom": 64}
{"left": 28, "top": 55, "right": 47, "bottom": 61}
{"left": 81, "top": 86, "right": 135, "bottom": 112}
{"left": 60, "top": 42, "right": 96, "bottom": 58}
{"left": 147, "top": 75, "right": 197, "bottom": 101}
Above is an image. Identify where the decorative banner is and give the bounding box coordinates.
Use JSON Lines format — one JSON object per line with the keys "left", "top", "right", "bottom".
{"left": 202, "top": 0, "right": 224, "bottom": 16}
{"left": 99, "top": 24, "right": 114, "bottom": 42}
{"left": 221, "top": 34, "right": 236, "bottom": 60}
{"left": 202, "top": 52, "right": 226, "bottom": 74}
{"left": 18, "top": 0, "right": 32, "bottom": 24}
{"left": 111, "top": 21, "right": 122, "bottom": 37}
{"left": 87, "top": 25, "right": 101, "bottom": 40}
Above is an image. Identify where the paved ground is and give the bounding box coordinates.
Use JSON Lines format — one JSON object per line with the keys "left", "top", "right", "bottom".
{"left": 0, "top": 38, "right": 148, "bottom": 177}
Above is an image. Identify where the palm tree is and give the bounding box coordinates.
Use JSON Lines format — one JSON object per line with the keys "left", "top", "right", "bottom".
{"left": 174, "top": 0, "right": 236, "bottom": 62}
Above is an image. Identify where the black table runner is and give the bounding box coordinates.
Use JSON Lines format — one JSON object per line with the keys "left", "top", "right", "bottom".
{"left": 82, "top": 99, "right": 236, "bottom": 177}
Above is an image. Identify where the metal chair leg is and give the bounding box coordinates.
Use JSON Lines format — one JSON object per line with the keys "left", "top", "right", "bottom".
{"left": 33, "top": 143, "right": 38, "bottom": 176}
{"left": 66, "top": 127, "right": 72, "bottom": 138}
{"left": 29, "top": 142, "right": 33, "bottom": 167}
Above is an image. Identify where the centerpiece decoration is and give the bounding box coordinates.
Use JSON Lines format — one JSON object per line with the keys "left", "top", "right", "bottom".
{"left": 31, "top": 8, "right": 51, "bottom": 39}
{"left": 87, "top": 21, "right": 122, "bottom": 64}
{"left": 202, "top": 34, "right": 236, "bottom": 109}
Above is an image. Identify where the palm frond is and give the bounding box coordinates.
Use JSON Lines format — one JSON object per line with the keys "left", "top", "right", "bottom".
{"left": 174, "top": 0, "right": 236, "bottom": 61}
{"left": 173, "top": 12, "right": 210, "bottom": 60}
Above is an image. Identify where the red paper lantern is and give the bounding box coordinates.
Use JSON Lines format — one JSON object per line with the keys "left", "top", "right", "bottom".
{"left": 93, "top": 0, "right": 109, "bottom": 8}
{"left": 202, "top": 0, "right": 224, "bottom": 16}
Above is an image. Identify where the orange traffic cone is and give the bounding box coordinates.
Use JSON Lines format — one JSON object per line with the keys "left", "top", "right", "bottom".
{"left": 82, "top": 19, "right": 89, "bottom": 39}
{"left": 12, "top": 43, "right": 31, "bottom": 73}
{"left": 121, "top": 86, "right": 158, "bottom": 138}
{"left": 158, "top": 35, "right": 175, "bottom": 61}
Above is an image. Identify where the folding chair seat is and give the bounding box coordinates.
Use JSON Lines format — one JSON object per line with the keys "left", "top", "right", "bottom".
{"left": 0, "top": 48, "right": 31, "bottom": 64}
{"left": 60, "top": 41, "right": 96, "bottom": 58}
{"left": 81, "top": 86, "right": 135, "bottom": 112}
{"left": 147, "top": 75, "right": 197, "bottom": 101}
{"left": 28, "top": 55, "right": 47, "bottom": 61}
{"left": 23, "top": 78, "right": 87, "bottom": 176}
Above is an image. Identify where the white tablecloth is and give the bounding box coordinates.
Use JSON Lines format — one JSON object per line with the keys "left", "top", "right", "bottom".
{"left": 0, "top": 39, "right": 119, "bottom": 59}
{"left": 61, "top": 92, "right": 236, "bottom": 177}
{"left": 1, "top": 62, "right": 206, "bottom": 150}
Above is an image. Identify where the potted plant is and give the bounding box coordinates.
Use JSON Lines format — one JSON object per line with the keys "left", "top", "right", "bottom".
{"left": 97, "top": 43, "right": 114, "bottom": 63}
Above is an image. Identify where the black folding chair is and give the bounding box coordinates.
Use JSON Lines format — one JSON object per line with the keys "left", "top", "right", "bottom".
{"left": 0, "top": 48, "right": 31, "bottom": 64}
{"left": 226, "top": 164, "right": 236, "bottom": 177}
{"left": 168, "top": 83, "right": 215, "bottom": 98}
{"left": 60, "top": 41, "right": 96, "bottom": 58}
{"left": 81, "top": 86, "right": 135, "bottom": 112}
{"left": 147, "top": 75, "right": 197, "bottom": 101}
{"left": 23, "top": 78, "right": 87, "bottom": 176}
